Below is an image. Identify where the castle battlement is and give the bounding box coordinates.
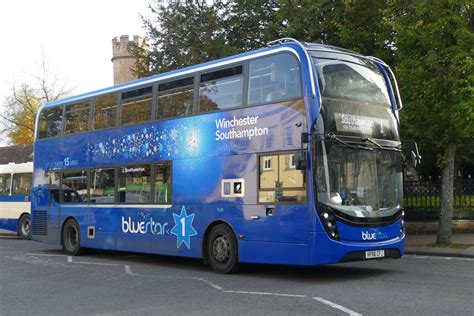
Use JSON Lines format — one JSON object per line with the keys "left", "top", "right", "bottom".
{"left": 112, "top": 35, "right": 147, "bottom": 60}
{"left": 111, "top": 35, "right": 148, "bottom": 85}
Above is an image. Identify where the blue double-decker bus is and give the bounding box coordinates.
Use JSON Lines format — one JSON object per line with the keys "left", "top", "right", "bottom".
{"left": 31, "top": 38, "right": 405, "bottom": 273}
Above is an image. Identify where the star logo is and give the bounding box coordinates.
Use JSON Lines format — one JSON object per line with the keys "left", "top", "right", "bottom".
{"left": 170, "top": 206, "right": 197, "bottom": 249}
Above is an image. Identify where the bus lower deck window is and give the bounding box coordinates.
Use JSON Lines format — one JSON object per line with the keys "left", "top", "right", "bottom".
{"left": 90, "top": 168, "right": 115, "bottom": 203}
{"left": 62, "top": 170, "right": 88, "bottom": 203}
{"left": 12, "top": 173, "right": 32, "bottom": 195}
{"left": 259, "top": 153, "right": 306, "bottom": 204}
{"left": 118, "top": 165, "right": 151, "bottom": 203}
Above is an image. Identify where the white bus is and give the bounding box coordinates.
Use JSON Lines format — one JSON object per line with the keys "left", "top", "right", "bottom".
{"left": 0, "top": 162, "right": 33, "bottom": 239}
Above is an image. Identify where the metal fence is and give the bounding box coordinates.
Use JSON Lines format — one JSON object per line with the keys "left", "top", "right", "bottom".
{"left": 403, "top": 178, "right": 474, "bottom": 220}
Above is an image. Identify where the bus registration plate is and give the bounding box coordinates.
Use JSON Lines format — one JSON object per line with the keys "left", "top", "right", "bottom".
{"left": 365, "top": 250, "right": 385, "bottom": 259}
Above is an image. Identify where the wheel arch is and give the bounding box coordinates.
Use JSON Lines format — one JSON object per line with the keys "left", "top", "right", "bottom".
{"left": 202, "top": 220, "right": 238, "bottom": 264}
{"left": 17, "top": 212, "right": 30, "bottom": 226}
{"left": 60, "top": 216, "right": 78, "bottom": 245}
{"left": 18, "top": 212, "right": 30, "bottom": 219}
{"left": 17, "top": 212, "right": 31, "bottom": 238}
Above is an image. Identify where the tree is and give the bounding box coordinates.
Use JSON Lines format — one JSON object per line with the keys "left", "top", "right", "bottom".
{"left": 218, "top": 0, "right": 280, "bottom": 52}
{"left": 131, "top": 0, "right": 280, "bottom": 78}
{"left": 391, "top": 1, "right": 474, "bottom": 244}
{"left": 277, "top": 0, "right": 396, "bottom": 65}
{"left": 132, "top": 1, "right": 228, "bottom": 77}
{"left": 134, "top": 0, "right": 395, "bottom": 77}
{"left": 1, "top": 60, "right": 70, "bottom": 145}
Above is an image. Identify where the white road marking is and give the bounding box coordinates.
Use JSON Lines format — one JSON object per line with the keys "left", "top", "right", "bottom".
{"left": 124, "top": 265, "right": 133, "bottom": 275}
{"left": 407, "top": 255, "right": 474, "bottom": 262}
{"left": 196, "top": 277, "right": 224, "bottom": 291}
{"left": 223, "top": 290, "right": 306, "bottom": 298}
{"left": 313, "top": 297, "right": 362, "bottom": 316}
{"left": 26, "top": 253, "right": 65, "bottom": 257}
{"left": 74, "top": 261, "right": 120, "bottom": 266}
{"left": 5, "top": 251, "right": 377, "bottom": 315}
{"left": 119, "top": 267, "right": 362, "bottom": 315}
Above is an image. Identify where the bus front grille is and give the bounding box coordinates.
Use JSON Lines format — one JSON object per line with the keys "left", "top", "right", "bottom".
{"left": 32, "top": 210, "right": 48, "bottom": 236}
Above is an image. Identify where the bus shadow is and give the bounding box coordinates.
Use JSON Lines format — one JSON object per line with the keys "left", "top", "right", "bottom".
{"left": 39, "top": 247, "right": 208, "bottom": 272}
{"left": 37, "top": 247, "right": 395, "bottom": 281}
{"left": 0, "top": 232, "right": 20, "bottom": 239}
{"left": 239, "top": 262, "right": 395, "bottom": 283}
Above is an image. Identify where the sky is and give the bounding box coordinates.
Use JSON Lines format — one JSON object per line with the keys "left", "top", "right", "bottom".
{"left": 0, "top": 0, "right": 151, "bottom": 104}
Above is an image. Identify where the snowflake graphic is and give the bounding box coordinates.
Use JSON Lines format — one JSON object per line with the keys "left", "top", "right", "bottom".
{"left": 170, "top": 128, "right": 179, "bottom": 141}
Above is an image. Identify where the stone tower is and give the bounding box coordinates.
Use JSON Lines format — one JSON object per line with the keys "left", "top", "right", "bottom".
{"left": 111, "top": 35, "right": 147, "bottom": 85}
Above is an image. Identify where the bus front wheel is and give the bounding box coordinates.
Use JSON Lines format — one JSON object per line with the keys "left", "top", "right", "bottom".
{"left": 62, "top": 219, "right": 82, "bottom": 256}
{"left": 17, "top": 214, "right": 31, "bottom": 240}
{"left": 206, "top": 224, "right": 239, "bottom": 274}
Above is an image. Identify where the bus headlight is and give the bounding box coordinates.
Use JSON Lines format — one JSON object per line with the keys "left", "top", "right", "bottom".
{"left": 400, "top": 209, "right": 405, "bottom": 235}
{"left": 317, "top": 205, "right": 339, "bottom": 241}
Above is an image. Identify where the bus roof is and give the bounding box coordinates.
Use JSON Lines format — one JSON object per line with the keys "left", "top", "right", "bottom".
{"left": 38, "top": 41, "right": 363, "bottom": 112}
{"left": 0, "top": 162, "right": 33, "bottom": 174}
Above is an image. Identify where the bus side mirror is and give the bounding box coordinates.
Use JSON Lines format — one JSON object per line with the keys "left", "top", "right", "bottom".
{"left": 403, "top": 140, "right": 422, "bottom": 168}
{"left": 410, "top": 150, "right": 422, "bottom": 168}
{"left": 301, "top": 132, "right": 309, "bottom": 144}
{"left": 294, "top": 150, "right": 307, "bottom": 170}
{"left": 410, "top": 141, "right": 421, "bottom": 168}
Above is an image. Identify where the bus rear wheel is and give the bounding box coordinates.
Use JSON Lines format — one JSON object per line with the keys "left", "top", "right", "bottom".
{"left": 17, "top": 214, "right": 31, "bottom": 240}
{"left": 206, "top": 224, "right": 239, "bottom": 274}
{"left": 62, "top": 219, "right": 82, "bottom": 255}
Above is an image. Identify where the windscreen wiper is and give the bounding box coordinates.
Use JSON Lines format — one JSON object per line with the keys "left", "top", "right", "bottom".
{"left": 326, "top": 132, "right": 373, "bottom": 151}
{"left": 361, "top": 137, "right": 382, "bottom": 148}
{"left": 361, "top": 137, "right": 401, "bottom": 152}
{"left": 324, "top": 133, "right": 401, "bottom": 152}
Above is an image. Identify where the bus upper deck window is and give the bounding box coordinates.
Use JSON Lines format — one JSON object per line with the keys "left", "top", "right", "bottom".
{"left": 199, "top": 66, "right": 243, "bottom": 113}
{"left": 157, "top": 77, "right": 194, "bottom": 120}
{"left": 38, "top": 107, "right": 63, "bottom": 139}
{"left": 120, "top": 86, "right": 153, "bottom": 126}
{"left": 93, "top": 93, "right": 117, "bottom": 130}
{"left": 248, "top": 53, "right": 301, "bottom": 106}
{"left": 64, "top": 101, "right": 90, "bottom": 135}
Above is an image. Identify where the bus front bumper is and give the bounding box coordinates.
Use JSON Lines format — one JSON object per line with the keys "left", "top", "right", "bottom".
{"left": 309, "top": 231, "right": 405, "bottom": 266}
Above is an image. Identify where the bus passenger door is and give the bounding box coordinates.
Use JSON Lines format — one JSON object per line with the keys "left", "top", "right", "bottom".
{"left": 255, "top": 152, "right": 309, "bottom": 242}
{"left": 47, "top": 171, "right": 62, "bottom": 244}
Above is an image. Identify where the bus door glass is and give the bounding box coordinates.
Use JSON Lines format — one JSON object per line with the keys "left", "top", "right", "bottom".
{"left": 255, "top": 152, "right": 309, "bottom": 243}
{"left": 48, "top": 171, "right": 61, "bottom": 231}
